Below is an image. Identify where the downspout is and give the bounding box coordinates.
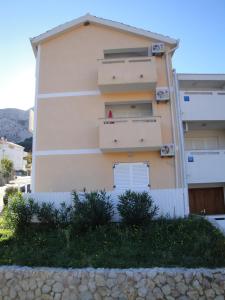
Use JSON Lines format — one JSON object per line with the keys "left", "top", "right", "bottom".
{"left": 173, "top": 69, "right": 189, "bottom": 216}
{"left": 31, "top": 44, "right": 41, "bottom": 193}
{"left": 164, "top": 43, "right": 179, "bottom": 188}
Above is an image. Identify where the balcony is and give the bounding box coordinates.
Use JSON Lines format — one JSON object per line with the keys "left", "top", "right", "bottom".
{"left": 99, "top": 117, "right": 162, "bottom": 152}
{"left": 180, "top": 91, "right": 225, "bottom": 121}
{"left": 98, "top": 57, "right": 157, "bottom": 93}
{"left": 185, "top": 150, "right": 225, "bottom": 184}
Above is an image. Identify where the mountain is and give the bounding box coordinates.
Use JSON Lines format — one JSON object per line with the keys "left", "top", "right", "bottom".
{"left": 0, "top": 108, "right": 32, "bottom": 143}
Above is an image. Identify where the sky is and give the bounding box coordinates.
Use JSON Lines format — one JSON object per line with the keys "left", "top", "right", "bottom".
{"left": 0, "top": 0, "right": 225, "bottom": 110}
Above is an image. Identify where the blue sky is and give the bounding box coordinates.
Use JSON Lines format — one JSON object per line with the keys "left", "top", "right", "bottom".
{"left": 0, "top": 0, "right": 225, "bottom": 110}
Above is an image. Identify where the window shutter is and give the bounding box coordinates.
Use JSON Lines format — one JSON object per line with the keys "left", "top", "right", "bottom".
{"left": 131, "top": 163, "right": 149, "bottom": 190}
{"left": 114, "top": 163, "right": 131, "bottom": 190}
{"left": 114, "top": 162, "right": 149, "bottom": 191}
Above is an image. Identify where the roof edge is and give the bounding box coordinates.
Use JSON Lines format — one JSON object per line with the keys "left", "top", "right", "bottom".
{"left": 30, "top": 14, "right": 178, "bottom": 55}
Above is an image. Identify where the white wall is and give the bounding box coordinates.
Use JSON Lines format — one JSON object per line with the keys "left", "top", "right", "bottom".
{"left": 180, "top": 91, "right": 225, "bottom": 121}
{"left": 24, "top": 188, "right": 188, "bottom": 219}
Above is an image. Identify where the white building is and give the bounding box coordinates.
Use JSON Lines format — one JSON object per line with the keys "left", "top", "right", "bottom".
{"left": 0, "top": 138, "right": 27, "bottom": 171}
{"left": 176, "top": 73, "right": 225, "bottom": 215}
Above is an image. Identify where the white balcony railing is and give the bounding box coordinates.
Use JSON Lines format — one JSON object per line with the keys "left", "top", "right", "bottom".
{"left": 185, "top": 150, "right": 225, "bottom": 184}
{"left": 180, "top": 91, "right": 225, "bottom": 121}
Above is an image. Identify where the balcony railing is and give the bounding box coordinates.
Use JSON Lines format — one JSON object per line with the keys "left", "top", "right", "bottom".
{"left": 180, "top": 91, "right": 225, "bottom": 121}
{"left": 98, "top": 57, "right": 157, "bottom": 93}
{"left": 99, "top": 116, "right": 162, "bottom": 152}
{"left": 185, "top": 150, "right": 225, "bottom": 183}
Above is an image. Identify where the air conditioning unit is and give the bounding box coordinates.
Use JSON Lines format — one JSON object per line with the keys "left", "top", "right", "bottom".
{"left": 156, "top": 87, "right": 170, "bottom": 102}
{"left": 161, "top": 144, "right": 175, "bottom": 157}
{"left": 152, "top": 43, "right": 165, "bottom": 56}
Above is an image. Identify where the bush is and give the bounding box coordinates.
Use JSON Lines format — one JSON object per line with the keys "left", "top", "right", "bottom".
{"left": 56, "top": 202, "right": 72, "bottom": 228}
{"left": 3, "top": 186, "right": 18, "bottom": 206}
{"left": 37, "top": 202, "right": 59, "bottom": 228}
{"left": 4, "top": 192, "right": 38, "bottom": 232}
{"left": 117, "top": 190, "right": 158, "bottom": 225}
{"left": 71, "top": 190, "right": 114, "bottom": 232}
{"left": 37, "top": 202, "right": 72, "bottom": 228}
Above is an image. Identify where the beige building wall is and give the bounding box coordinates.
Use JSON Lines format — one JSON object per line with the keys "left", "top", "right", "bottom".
{"left": 35, "top": 152, "right": 175, "bottom": 192}
{"left": 34, "top": 22, "right": 181, "bottom": 192}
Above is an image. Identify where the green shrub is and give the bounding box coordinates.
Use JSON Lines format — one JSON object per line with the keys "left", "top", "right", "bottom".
{"left": 37, "top": 202, "right": 59, "bottom": 228}
{"left": 37, "top": 202, "right": 72, "bottom": 228}
{"left": 56, "top": 202, "right": 73, "bottom": 228}
{"left": 3, "top": 186, "right": 18, "bottom": 206}
{"left": 4, "top": 192, "right": 38, "bottom": 232}
{"left": 117, "top": 190, "right": 158, "bottom": 225}
{"left": 71, "top": 191, "right": 114, "bottom": 232}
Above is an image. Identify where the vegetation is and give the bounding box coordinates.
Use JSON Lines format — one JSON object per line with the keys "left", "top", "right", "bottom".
{"left": 0, "top": 158, "right": 14, "bottom": 183}
{"left": 0, "top": 216, "right": 225, "bottom": 268}
{"left": 23, "top": 152, "right": 32, "bottom": 175}
{"left": 3, "top": 186, "right": 18, "bottom": 206}
{"left": 71, "top": 191, "right": 114, "bottom": 232}
{"left": 37, "top": 202, "right": 72, "bottom": 228}
{"left": 3, "top": 192, "right": 38, "bottom": 232}
{"left": 19, "top": 137, "right": 33, "bottom": 152}
{"left": 118, "top": 190, "right": 158, "bottom": 225}
{"left": 1, "top": 191, "right": 225, "bottom": 268}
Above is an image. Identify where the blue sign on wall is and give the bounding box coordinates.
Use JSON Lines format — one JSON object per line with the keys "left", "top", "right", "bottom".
{"left": 188, "top": 156, "right": 194, "bottom": 162}
{"left": 184, "top": 96, "right": 190, "bottom": 102}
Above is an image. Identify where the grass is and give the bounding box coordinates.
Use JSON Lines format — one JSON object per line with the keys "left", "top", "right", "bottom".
{"left": 0, "top": 216, "right": 225, "bottom": 268}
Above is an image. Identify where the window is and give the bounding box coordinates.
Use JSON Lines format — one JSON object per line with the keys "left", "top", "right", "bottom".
{"left": 105, "top": 102, "right": 152, "bottom": 119}
{"left": 104, "top": 47, "right": 149, "bottom": 59}
{"left": 114, "top": 162, "right": 150, "bottom": 191}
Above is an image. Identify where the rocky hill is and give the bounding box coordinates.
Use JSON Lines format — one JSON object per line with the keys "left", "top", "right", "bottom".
{"left": 0, "top": 108, "right": 32, "bottom": 143}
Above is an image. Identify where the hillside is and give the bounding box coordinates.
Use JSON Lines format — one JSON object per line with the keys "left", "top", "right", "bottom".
{"left": 0, "top": 108, "right": 32, "bottom": 143}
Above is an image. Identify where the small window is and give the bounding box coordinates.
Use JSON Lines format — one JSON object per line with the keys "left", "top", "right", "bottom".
{"left": 104, "top": 47, "right": 149, "bottom": 59}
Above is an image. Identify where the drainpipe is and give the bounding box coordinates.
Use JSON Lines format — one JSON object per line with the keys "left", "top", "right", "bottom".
{"left": 164, "top": 42, "right": 179, "bottom": 188}
{"left": 173, "top": 69, "right": 189, "bottom": 216}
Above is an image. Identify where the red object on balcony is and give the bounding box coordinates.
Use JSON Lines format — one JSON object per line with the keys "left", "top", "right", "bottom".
{"left": 108, "top": 110, "right": 113, "bottom": 118}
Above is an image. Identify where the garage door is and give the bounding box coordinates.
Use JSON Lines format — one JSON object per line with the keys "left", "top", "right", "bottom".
{"left": 189, "top": 187, "right": 225, "bottom": 215}
{"left": 114, "top": 162, "right": 150, "bottom": 191}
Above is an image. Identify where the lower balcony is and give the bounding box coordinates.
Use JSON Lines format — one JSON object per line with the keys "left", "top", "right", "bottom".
{"left": 185, "top": 150, "right": 225, "bottom": 184}
{"left": 99, "top": 117, "right": 162, "bottom": 152}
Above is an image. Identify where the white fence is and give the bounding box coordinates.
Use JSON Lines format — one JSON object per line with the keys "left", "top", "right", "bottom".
{"left": 24, "top": 188, "right": 188, "bottom": 219}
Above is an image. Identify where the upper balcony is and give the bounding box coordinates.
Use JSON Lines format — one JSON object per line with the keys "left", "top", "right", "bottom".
{"left": 97, "top": 57, "right": 157, "bottom": 93}
{"left": 99, "top": 116, "right": 162, "bottom": 152}
{"left": 180, "top": 91, "right": 225, "bottom": 121}
{"left": 185, "top": 150, "right": 225, "bottom": 184}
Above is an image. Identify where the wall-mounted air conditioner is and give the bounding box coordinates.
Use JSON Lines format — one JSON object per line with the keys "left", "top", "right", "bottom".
{"left": 160, "top": 144, "right": 175, "bottom": 157}
{"left": 156, "top": 87, "right": 170, "bottom": 102}
{"left": 152, "top": 43, "right": 165, "bottom": 56}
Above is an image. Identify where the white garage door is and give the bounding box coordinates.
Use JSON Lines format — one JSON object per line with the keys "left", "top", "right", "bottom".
{"left": 114, "top": 162, "right": 150, "bottom": 191}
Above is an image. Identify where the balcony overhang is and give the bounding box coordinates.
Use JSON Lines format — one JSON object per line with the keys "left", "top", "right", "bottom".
{"left": 98, "top": 57, "right": 157, "bottom": 93}
{"left": 99, "top": 117, "right": 162, "bottom": 152}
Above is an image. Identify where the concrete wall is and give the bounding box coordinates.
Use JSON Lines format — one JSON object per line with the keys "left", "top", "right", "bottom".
{"left": 0, "top": 266, "right": 225, "bottom": 299}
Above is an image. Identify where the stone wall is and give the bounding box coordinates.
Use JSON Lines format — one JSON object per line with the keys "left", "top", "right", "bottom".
{"left": 0, "top": 266, "right": 225, "bottom": 299}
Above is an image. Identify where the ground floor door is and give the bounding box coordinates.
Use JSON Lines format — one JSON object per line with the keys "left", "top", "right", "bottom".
{"left": 189, "top": 187, "right": 225, "bottom": 215}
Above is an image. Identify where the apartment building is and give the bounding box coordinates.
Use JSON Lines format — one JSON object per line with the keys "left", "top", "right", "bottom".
{"left": 31, "top": 14, "right": 187, "bottom": 216}
{"left": 176, "top": 74, "right": 225, "bottom": 215}
{"left": 31, "top": 14, "right": 225, "bottom": 217}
